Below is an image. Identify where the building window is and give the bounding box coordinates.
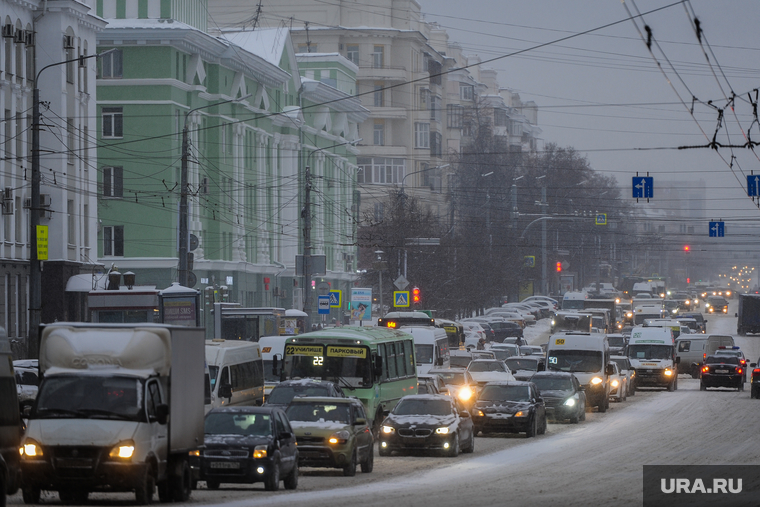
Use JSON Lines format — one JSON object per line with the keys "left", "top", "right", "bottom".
{"left": 414, "top": 123, "right": 430, "bottom": 148}
{"left": 100, "top": 48, "right": 122, "bottom": 78}
{"left": 494, "top": 109, "right": 508, "bottom": 127}
{"left": 372, "top": 45, "right": 384, "bottom": 69}
{"left": 427, "top": 59, "right": 442, "bottom": 85}
{"left": 373, "top": 121, "right": 385, "bottom": 146}
{"left": 67, "top": 200, "right": 75, "bottom": 245}
{"left": 297, "top": 43, "right": 316, "bottom": 53}
{"left": 66, "top": 44, "right": 75, "bottom": 84}
{"left": 373, "top": 82, "right": 384, "bottom": 107}
{"left": 67, "top": 118, "right": 75, "bottom": 163}
{"left": 447, "top": 104, "right": 463, "bottom": 128}
{"left": 430, "top": 95, "right": 440, "bottom": 122}
{"left": 419, "top": 88, "right": 429, "bottom": 110}
{"left": 460, "top": 84, "right": 474, "bottom": 101}
{"left": 103, "top": 167, "right": 123, "bottom": 197}
{"left": 103, "top": 225, "right": 124, "bottom": 256}
{"left": 374, "top": 202, "right": 384, "bottom": 222}
{"left": 346, "top": 45, "right": 359, "bottom": 65}
{"left": 25, "top": 44, "right": 34, "bottom": 83}
{"left": 357, "top": 157, "right": 405, "bottom": 185}
{"left": 102, "top": 107, "right": 123, "bottom": 138}
{"left": 430, "top": 132, "right": 442, "bottom": 157}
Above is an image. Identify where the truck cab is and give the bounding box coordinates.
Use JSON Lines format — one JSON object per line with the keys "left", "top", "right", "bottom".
{"left": 628, "top": 326, "right": 679, "bottom": 391}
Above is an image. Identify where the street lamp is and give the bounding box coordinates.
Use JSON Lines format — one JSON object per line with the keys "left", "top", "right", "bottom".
{"left": 400, "top": 164, "right": 450, "bottom": 194}
{"left": 28, "top": 49, "right": 117, "bottom": 359}
{"left": 302, "top": 138, "right": 361, "bottom": 331}
{"left": 178, "top": 93, "right": 251, "bottom": 287}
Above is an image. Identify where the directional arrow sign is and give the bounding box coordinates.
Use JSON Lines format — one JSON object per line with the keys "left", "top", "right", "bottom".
{"left": 632, "top": 176, "right": 654, "bottom": 199}
{"left": 709, "top": 221, "right": 725, "bottom": 238}
{"left": 748, "top": 175, "right": 760, "bottom": 197}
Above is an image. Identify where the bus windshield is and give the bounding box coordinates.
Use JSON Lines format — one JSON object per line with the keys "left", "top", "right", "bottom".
{"left": 415, "top": 344, "right": 434, "bottom": 364}
{"left": 629, "top": 344, "right": 673, "bottom": 361}
{"left": 547, "top": 350, "right": 603, "bottom": 373}
{"left": 284, "top": 345, "right": 372, "bottom": 389}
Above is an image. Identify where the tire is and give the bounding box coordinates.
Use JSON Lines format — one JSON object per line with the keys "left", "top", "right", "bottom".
{"left": 171, "top": 461, "right": 192, "bottom": 502}
{"left": 739, "top": 383, "right": 745, "bottom": 392}
{"left": 342, "top": 450, "right": 357, "bottom": 477}
{"left": 570, "top": 411, "right": 579, "bottom": 424}
{"left": 264, "top": 458, "right": 281, "bottom": 491}
{"left": 752, "top": 385, "right": 759, "bottom": 399}
{"left": 135, "top": 467, "right": 155, "bottom": 505}
{"left": 629, "top": 381, "right": 636, "bottom": 396}
{"left": 206, "top": 480, "right": 220, "bottom": 490}
{"left": 462, "top": 431, "right": 475, "bottom": 453}
{"left": 525, "top": 416, "right": 536, "bottom": 438}
{"left": 283, "top": 463, "right": 299, "bottom": 490}
{"left": 360, "top": 445, "right": 374, "bottom": 473}
{"left": 580, "top": 407, "right": 586, "bottom": 421}
{"left": 157, "top": 481, "right": 171, "bottom": 503}
{"left": 538, "top": 416, "right": 547, "bottom": 435}
{"left": 0, "top": 477, "right": 5, "bottom": 507}
{"left": 22, "top": 486, "right": 40, "bottom": 505}
{"left": 597, "top": 397, "right": 607, "bottom": 413}
{"left": 447, "top": 435, "right": 460, "bottom": 457}
{"left": 700, "top": 382, "right": 707, "bottom": 391}
{"left": 667, "top": 380, "right": 675, "bottom": 392}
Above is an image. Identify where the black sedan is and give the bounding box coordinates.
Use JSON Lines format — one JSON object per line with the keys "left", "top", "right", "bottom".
{"left": 472, "top": 381, "right": 547, "bottom": 437}
{"left": 700, "top": 356, "right": 744, "bottom": 391}
{"left": 530, "top": 372, "right": 586, "bottom": 424}
{"left": 264, "top": 379, "right": 346, "bottom": 408}
{"left": 751, "top": 361, "right": 760, "bottom": 398}
{"left": 378, "top": 395, "right": 475, "bottom": 457}
{"left": 199, "top": 407, "right": 299, "bottom": 491}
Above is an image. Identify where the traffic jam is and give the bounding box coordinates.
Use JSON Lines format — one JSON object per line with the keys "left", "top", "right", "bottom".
{"left": 2, "top": 282, "right": 759, "bottom": 505}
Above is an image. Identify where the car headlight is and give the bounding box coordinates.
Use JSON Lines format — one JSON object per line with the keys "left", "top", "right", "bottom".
{"left": 188, "top": 449, "right": 200, "bottom": 457}
{"left": 671, "top": 309, "right": 678, "bottom": 314}
{"left": 458, "top": 386, "right": 473, "bottom": 402}
{"left": 590, "top": 377, "right": 603, "bottom": 385}
{"left": 664, "top": 369, "right": 673, "bottom": 376}
{"left": 476, "top": 410, "right": 485, "bottom": 416}
{"left": 381, "top": 425, "right": 395, "bottom": 434}
{"left": 514, "top": 411, "right": 527, "bottom": 417}
{"left": 435, "top": 427, "right": 449, "bottom": 434}
{"left": 328, "top": 430, "right": 350, "bottom": 444}
{"left": 108, "top": 440, "right": 135, "bottom": 460}
{"left": 563, "top": 397, "right": 576, "bottom": 407}
{"left": 611, "top": 379, "right": 619, "bottom": 388}
{"left": 252, "top": 445, "right": 268, "bottom": 458}
{"left": 21, "top": 439, "right": 43, "bottom": 458}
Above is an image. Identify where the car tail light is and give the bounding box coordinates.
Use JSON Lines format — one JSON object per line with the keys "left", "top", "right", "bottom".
{"left": 754, "top": 368, "right": 760, "bottom": 375}
{"left": 702, "top": 366, "right": 709, "bottom": 373}
{"left": 737, "top": 368, "right": 743, "bottom": 375}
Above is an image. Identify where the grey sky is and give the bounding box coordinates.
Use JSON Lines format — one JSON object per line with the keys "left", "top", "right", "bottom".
{"left": 419, "top": 0, "right": 760, "bottom": 221}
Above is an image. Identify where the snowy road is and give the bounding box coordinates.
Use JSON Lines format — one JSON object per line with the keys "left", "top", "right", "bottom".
{"left": 10, "top": 304, "right": 760, "bottom": 507}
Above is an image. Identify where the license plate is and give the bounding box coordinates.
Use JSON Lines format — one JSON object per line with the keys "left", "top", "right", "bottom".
{"left": 715, "top": 369, "right": 729, "bottom": 374}
{"left": 210, "top": 462, "right": 240, "bottom": 469}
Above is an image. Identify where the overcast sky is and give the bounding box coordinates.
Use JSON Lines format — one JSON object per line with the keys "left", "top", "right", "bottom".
{"left": 419, "top": 0, "right": 760, "bottom": 224}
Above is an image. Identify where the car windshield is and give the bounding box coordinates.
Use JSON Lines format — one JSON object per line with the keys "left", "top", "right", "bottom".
{"left": 714, "top": 350, "right": 741, "bottom": 357}
{"left": 449, "top": 356, "right": 472, "bottom": 368}
{"left": 492, "top": 349, "right": 514, "bottom": 361}
{"left": 547, "top": 350, "right": 603, "bottom": 373}
{"left": 531, "top": 377, "right": 573, "bottom": 391}
{"left": 415, "top": 344, "right": 434, "bottom": 364}
{"left": 468, "top": 361, "right": 506, "bottom": 372}
{"left": 506, "top": 358, "right": 539, "bottom": 371}
{"left": 394, "top": 398, "right": 451, "bottom": 416}
{"left": 285, "top": 402, "right": 350, "bottom": 424}
{"left": 267, "top": 385, "right": 332, "bottom": 405}
{"left": 262, "top": 360, "right": 279, "bottom": 383}
{"left": 15, "top": 370, "right": 38, "bottom": 386}
{"left": 435, "top": 371, "right": 465, "bottom": 385}
{"left": 707, "top": 356, "right": 739, "bottom": 364}
{"left": 612, "top": 359, "right": 629, "bottom": 371}
{"left": 629, "top": 345, "right": 673, "bottom": 360}
{"left": 205, "top": 412, "right": 272, "bottom": 436}
{"left": 478, "top": 385, "right": 530, "bottom": 402}
{"left": 35, "top": 376, "right": 143, "bottom": 421}
{"left": 608, "top": 337, "right": 625, "bottom": 347}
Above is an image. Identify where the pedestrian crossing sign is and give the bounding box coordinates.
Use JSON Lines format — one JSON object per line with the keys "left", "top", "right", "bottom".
{"left": 329, "top": 290, "right": 342, "bottom": 307}
{"left": 394, "top": 291, "right": 410, "bottom": 307}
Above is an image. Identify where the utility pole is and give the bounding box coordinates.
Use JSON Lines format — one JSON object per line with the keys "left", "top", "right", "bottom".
{"left": 303, "top": 165, "right": 313, "bottom": 330}
{"left": 178, "top": 121, "right": 190, "bottom": 287}
{"left": 541, "top": 185, "right": 548, "bottom": 295}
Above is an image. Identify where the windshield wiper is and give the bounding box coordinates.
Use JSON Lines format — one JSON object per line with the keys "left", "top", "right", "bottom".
{"left": 35, "top": 408, "right": 83, "bottom": 418}
{"left": 77, "top": 408, "right": 134, "bottom": 421}
{"left": 333, "top": 375, "right": 357, "bottom": 391}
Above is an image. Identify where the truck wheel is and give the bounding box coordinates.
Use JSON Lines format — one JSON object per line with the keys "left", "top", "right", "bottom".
{"left": 171, "top": 461, "right": 192, "bottom": 502}
{"left": 157, "top": 481, "right": 170, "bottom": 503}
{"left": 134, "top": 467, "right": 155, "bottom": 505}
{"left": 22, "top": 486, "right": 40, "bottom": 505}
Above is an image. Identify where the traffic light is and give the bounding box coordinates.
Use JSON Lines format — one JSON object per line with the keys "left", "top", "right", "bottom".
{"left": 412, "top": 287, "right": 421, "bottom": 304}
{"left": 556, "top": 261, "right": 562, "bottom": 272}
{"left": 684, "top": 245, "right": 690, "bottom": 252}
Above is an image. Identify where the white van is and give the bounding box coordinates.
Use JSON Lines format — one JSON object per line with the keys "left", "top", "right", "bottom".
{"left": 258, "top": 335, "right": 290, "bottom": 399}
{"left": 627, "top": 326, "right": 678, "bottom": 391}
{"left": 633, "top": 304, "right": 665, "bottom": 325}
{"left": 401, "top": 326, "right": 450, "bottom": 375}
{"left": 545, "top": 332, "right": 613, "bottom": 412}
{"left": 562, "top": 292, "right": 587, "bottom": 310}
{"left": 205, "top": 339, "right": 264, "bottom": 411}
{"left": 675, "top": 334, "right": 733, "bottom": 377}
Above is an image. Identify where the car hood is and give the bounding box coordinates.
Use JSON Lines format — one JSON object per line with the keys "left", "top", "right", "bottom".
{"left": 30, "top": 419, "right": 139, "bottom": 446}
{"left": 537, "top": 389, "right": 574, "bottom": 400}
{"left": 204, "top": 434, "right": 272, "bottom": 448}
{"left": 290, "top": 420, "right": 351, "bottom": 436}
{"left": 384, "top": 414, "right": 456, "bottom": 429}
{"left": 469, "top": 371, "right": 515, "bottom": 382}
{"left": 474, "top": 400, "right": 531, "bottom": 414}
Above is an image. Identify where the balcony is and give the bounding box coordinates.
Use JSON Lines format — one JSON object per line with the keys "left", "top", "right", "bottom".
{"left": 358, "top": 65, "right": 407, "bottom": 82}
{"left": 366, "top": 106, "right": 407, "bottom": 120}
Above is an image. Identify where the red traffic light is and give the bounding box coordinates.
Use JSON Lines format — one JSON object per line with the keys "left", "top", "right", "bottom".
{"left": 412, "top": 287, "right": 421, "bottom": 304}
{"left": 684, "top": 245, "right": 690, "bottom": 252}
{"left": 556, "top": 262, "right": 562, "bottom": 273}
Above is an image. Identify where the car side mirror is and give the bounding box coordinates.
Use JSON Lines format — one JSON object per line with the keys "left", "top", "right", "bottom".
{"left": 272, "top": 355, "right": 279, "bottom": 376}
{"left": 578, "top": 386, "right": 585, "bottom": 391}
{"left": 735, "top": 313, "right": 738, "bottom": 317}
{"left": 536, "top": 397, "right": 543, "bottom": 404}
{"left": 279, "top": 431, "right": 294, "bottom": 440}
{"left": 605, "top": 364, "right": 614, "bottom": 376}
{"left": 381, "top": 409, "right": 390, "bottom": 417}
{"left": 459, "top": 410, "right": 470, "bottom": 418}
{"left": 675, "top": 357, "right": 681, "bottom": 364}
{"left": 751, "top": 363, "right": 757, "bottom": 368}
{"left": 156, "top": 404, "right": 169, "bottom": 425}
{"left": 354, "top": 418, "right": 367, "bottom": 426}
{"left": 21, "top": 404, "right": 32, "bottom": 418}
{"left": 511, "top": 370, "right": 517, "bottom": 375}
{"left": 219, "top": 383, "right": 233, "bottom": 399}
{"left": 436, "top": 357, "right": 444, "bottom": 366}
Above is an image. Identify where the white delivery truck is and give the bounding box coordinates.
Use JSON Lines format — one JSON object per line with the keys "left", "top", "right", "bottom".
{"left": 545, "top": 332, "right": 614, "bottom": 412}
{"left": 627, "top": 326, "right": 679, "bottom": 391}
{"left": 0, "top": 327, "right": 22, "bottom": 507}
{"left": 20, "top": 323, "right": 205, "bottom": 504}
{"left": 400, "top": 326, "right": 450, "bottom": 375}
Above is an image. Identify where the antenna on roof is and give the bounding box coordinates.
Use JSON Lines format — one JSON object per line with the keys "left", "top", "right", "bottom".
{"left": 250, "top": 0, "right": 263, "bottom": 31}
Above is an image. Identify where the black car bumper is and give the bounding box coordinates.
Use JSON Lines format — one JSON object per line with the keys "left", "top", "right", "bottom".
{"left": 701, "top": 374, "right": 742, "bottom": 388}
{"left": 379, "top": 430, "right": 454, "bottom": 452}
{"left": 472, "top": 413, "right": 531, "bottom": 433}
{"left": 295, "top": 443, "right": 352, "bottom": 469}
{"left": 200, "top": 455, "right": 276, "bottom": 484}
{"left": 544, "top": 400, "right": 579, "bottom": 420}
{"left": 633, "top": 368, "right": 674, "bottom": 387}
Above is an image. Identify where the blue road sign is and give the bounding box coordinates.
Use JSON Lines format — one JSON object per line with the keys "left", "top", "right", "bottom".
{"left": 709, "top": 221, "right": 725, "bottom": 238}
{"left": 394, "top": 291, "right": 410, "bottom": 307}
{"left": 595, "top": 213, "right": 607, "bottom": 225}
{"left": 632, "top": 176, "right": 653, "bottom": 199}
{"left": 329, "top": 290, "right": 342, "bottom": 307}
{"left": 748, "top": 175, "right": 760, "bottom": 197}
{"left": 318, "top": 295, "right": 330, "bottom": 314}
